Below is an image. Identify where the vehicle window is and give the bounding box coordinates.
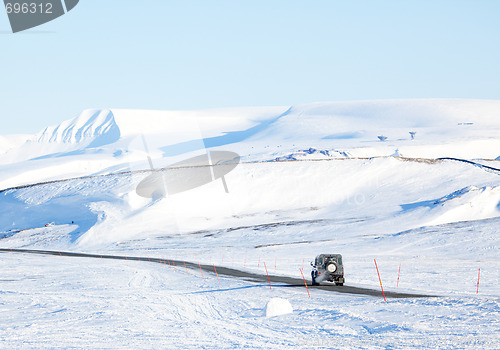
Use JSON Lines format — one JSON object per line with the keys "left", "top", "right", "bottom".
{"left": 338, "top": 257, "right": 342, "bottom": 265}
{"left": 315, "top": 257, "right": 323, "bottom": 265}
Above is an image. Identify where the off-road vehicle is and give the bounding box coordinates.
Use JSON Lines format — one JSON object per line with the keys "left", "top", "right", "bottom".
{"left": 310, "top": 254, "right": 344, "bottom": 286}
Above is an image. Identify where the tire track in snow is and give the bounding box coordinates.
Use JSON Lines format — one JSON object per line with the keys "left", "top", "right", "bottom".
{"left": 0, "top": 248, "right": 436, "bottom": 299}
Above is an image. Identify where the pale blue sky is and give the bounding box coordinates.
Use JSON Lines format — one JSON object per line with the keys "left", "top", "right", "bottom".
{"left": 1, "top": 0, "right": 499, "bottom": 134}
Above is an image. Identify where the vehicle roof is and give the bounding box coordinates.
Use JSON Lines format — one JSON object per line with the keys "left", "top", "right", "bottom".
{"left": 316, "top": 254, "right": 342, "bottom": 258}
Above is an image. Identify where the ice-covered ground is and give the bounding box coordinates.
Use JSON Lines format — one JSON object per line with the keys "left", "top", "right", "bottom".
{"left": 1, "top": 99, "right": 499, "bottom": 348}
{"left": 1, "top": 253, "right": 498, "bottom": 349}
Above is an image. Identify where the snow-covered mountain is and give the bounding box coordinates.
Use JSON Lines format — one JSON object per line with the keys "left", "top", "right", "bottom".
{"left": 4, "top": 98, "right": 500, "bottom": 159}
{"left": 1, "top": 99, "right": 499, "bottom": 349}
{"left": 1, "top": 97, "right": 499, "bottom": 246}
{"left": 35, "top": 109, "right": 120, "bottom": 146}
{"left": 1, "top": 98, "right": 499, "bottom": 242}
{"left": 2, "top": 99, "right": 500, "bottom": 187}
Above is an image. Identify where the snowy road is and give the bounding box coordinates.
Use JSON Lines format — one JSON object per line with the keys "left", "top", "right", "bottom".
{"left": 0, "top": 248, "right": 434, "bottom": 299}
{"left": 0, "top": 249, "right": 497, "bottom": 349}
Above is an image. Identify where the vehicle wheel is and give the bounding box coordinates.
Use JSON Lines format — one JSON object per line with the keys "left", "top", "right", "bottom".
{"left": 311, "top": 272, "right": 319, "bottom": 286}
{"left": 311, "top": 276, "right": 319, "bottom": 286}
{"left": 335, "top": 282, "right": 343, "bottom": 286}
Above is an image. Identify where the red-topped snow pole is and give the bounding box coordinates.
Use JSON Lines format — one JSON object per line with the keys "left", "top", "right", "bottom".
{"left": 374, "top": 259, "right": 386, "bottom": 302}
{"left": 264, "top": 261, "right": 272, "bottom": 290}
{"left": 198, "top": 261, "right": 204, "bottom": 279}
{"left": 477, "top": 268, "right": 481, "bottom": 294}
{"left": 299, "top": 268, "right": 311, "bottom": 298}
{"left": 213, "top": 264, "right": 220, "bottom": 283}
{"left": 397, "top": 262, "right": 401, "bottom": 288}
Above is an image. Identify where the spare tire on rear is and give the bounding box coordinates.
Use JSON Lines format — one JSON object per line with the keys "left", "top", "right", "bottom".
{"left": 326, "top": 263, "right": 337, "bottom": 273}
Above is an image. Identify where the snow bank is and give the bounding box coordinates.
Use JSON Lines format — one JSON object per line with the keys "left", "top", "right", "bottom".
{"left": 427, "top": 186, "right": 500, "bottom": 226}
{"left": 265, "top": 298, "right": 293, "bottom": 317}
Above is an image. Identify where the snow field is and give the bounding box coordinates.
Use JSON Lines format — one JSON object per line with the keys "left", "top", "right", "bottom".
{"left": 1, "top": 99, "right": 500, "bottom": 348}
{"left": 0, "top": 252, "right": 498, "bottom": 349}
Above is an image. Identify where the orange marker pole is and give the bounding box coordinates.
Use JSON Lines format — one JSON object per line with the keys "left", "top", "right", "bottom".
{"left": 184, "top": 261, "right": 189, "bottom": 275}
{"left": 374, "top": 259, "right": 386, "bottom": 302}
{"left": 397, "top": 262, "right": 401, "bottom": 288}
{"left": 299, "top": 268, "right": 310, "bottom": 298}
{"left": 198, "top": 262, "right": 204, "bottom": 279}
{"left": 274, "top": 257, "right": 277, "bottom": 273}
{"left": 213, "top": 264, "right": 220, "bottom": 283}
{"left": 476, "top": 268, "right": 481, "bottom": 294}
{"left": 264, "top": 261, "right": 272, "bottom": 290}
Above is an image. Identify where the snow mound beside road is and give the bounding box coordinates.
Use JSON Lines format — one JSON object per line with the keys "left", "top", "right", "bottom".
{"left": 265, "top": 298, "right": 293, "bottom": 317}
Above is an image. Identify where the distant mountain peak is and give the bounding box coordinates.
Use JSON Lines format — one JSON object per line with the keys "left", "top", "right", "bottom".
{"left": 36, "top": 109, "right": 120, "bottom": 147}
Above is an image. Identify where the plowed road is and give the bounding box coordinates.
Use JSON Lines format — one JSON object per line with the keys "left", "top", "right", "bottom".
{"left": 0, "top": 248, "right": 435, "bottom": 299}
